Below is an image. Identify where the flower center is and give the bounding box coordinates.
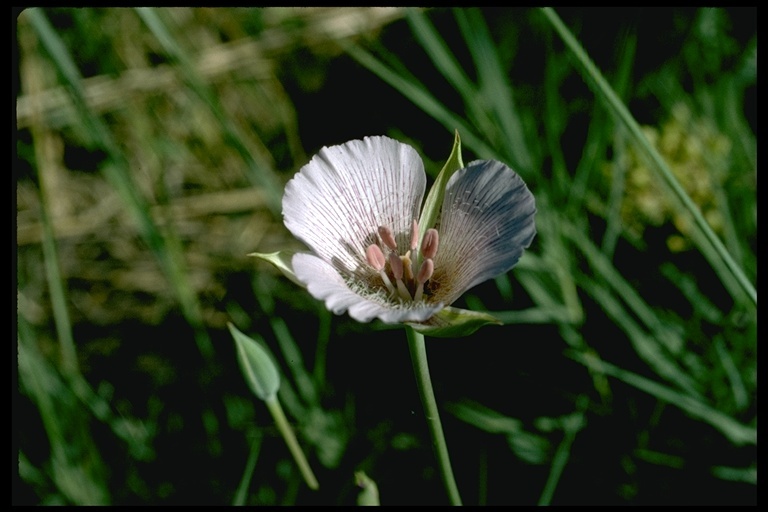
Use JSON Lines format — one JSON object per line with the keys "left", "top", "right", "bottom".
{"left": 365, "top": 219, "right": 439, "bottom": 303}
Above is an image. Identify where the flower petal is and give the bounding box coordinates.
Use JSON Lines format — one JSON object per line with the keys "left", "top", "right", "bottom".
{"left": 293, "top": 253, "right": 443, "bottom": 324}
{"left": 283, "top": 136, "right": 426, "bottom": 277}
{"left": 430, "top": 160, "right": 536, "bottom": 304}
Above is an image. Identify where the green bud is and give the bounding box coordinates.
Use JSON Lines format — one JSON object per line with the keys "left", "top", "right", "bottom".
{"left": 228, "top": 322, "right": 280, "bottom": 401}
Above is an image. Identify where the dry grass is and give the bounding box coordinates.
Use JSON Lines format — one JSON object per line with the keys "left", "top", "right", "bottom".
{"left": 17, "top": 8, "right": 406, "bottom": 328}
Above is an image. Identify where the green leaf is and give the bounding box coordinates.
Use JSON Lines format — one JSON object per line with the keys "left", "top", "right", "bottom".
{"left": 418, "top": 130, "right": 464, "bottom": 238}
{"left": 446, "top": 400, "right": 523, "bottom": 435}
{"left": 407, "top": 306, "right": 502, "bottom": 338}
{"left": 446, "top": 401, "right": 549, "bottom": 465}
{"left": 228, "top": 323, "right": 280, "bottom": 401}
{"left": 711, "top": 464, "right": 757, "bottom": 485}
{"left": 249, "top": 250, "right": 304, "bottom": 288}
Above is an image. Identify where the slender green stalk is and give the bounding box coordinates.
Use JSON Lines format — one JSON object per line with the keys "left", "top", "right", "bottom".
{"left": 406, "top": 327, "right": 462, "bottom": 506}
{"left": 36, "top": 153, "right": 78, "bottom": 378}
{"left": 538, "top": 404, "right": 585, "bottom": 506}
{"left": 233, "top": 431, "right": 262, "bottom": 505}
{"left": 541, "top": 7, "right": 756, "bottom": 307}
{"left": 265, "top": 395, "right": 319, "bottom": 491}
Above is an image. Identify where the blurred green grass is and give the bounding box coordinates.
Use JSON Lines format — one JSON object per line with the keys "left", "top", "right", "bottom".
{"left": 15, "top": 7, "right": 755, "bottom": 505}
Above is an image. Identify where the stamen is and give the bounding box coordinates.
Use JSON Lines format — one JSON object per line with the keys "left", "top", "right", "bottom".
{"left": 368, "top": 224, "right": 435, "bottom": 303}
{"left": 389, "top": 252, "right": 412, "bottom": 301}
{"left": 396, "top": 280, "right": 412, "bottom": 301}
{"left": 421, "top": 228, "right": 439, "bottom": 259}
{"left": 388, "top": 251, "right": 403, "bottom": 280}
{"left": 366, "top": 244, "right": 395, "bottom": 294}
{"left": 416, "top": 258, "right": 434, "bottom": 284}
{"left": 414, "top": 258, "right": 434, "bottom": 302}
{"left": 378, "top": 226, "right": 398, "bottom": 251}
{"left": 365, "top": 244, "right": 386, "bottom": 270}
{"left": 410, "top": 219, "right": 419, "bottom": 251}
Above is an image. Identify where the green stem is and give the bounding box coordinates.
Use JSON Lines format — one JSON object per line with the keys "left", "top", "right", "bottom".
{"left": 233, "top": 430, "right": 262, "bottom": 505}
{"left": 537, "top": 412, "right": 581, "bottom": 506}
{"left": 265, "top": 395, "right": 319, "bottom": 490}
{"left": 406, "top": 326, "right": 463, "bottom": 505}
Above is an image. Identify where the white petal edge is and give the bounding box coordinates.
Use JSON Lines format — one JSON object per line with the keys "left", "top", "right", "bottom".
{"left": 430, "top": 160, "right": 536, "bottom": 305}
{"left": 283, "top": 136, "right": 427, "bottom": 277}
{"left": 292, "top": 253, "right": 444, "bottom": 324}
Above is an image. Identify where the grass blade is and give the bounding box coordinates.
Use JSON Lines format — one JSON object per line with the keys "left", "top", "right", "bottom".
{"left": 569, "top": 350, "right": 756, "bottom": 446}
{"left": 404, "top": 9, "right": 499, "bottom": 154}
{"left": 342, "top": 40, "right": 499, "bottom": 160}
{"left": 454, "top": 8, "right": 533, "bottom": 173}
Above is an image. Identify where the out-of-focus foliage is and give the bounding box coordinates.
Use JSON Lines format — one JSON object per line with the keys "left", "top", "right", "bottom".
{"left": 15, "top": 7, "right": 755, "bottom": 505}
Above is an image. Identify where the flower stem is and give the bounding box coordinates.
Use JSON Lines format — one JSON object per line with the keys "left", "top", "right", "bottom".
{"left": 265, "top": 395, "right": 319, "bottom": 490}
{"left": 406, "top": 326, "right": 462, "bottom": 505}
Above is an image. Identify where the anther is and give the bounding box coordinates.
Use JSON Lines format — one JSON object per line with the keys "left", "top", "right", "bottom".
{"left": 389, "top": 252, "right": 412, "bottom": 301}
{"left": 378, "top": 226, "right": 398, "bottom": 251}
{"left": 416, "top": 258, "right": 434, "bottom": 284}
{"left": 421, "top": 228, "right": 439, "bottom": 259}
{"left": 366, "top": 244, "right": 395, "bottom": 295}
{"left": 410, "top": 219, "right": 419, "bottom": 251}
{"left": 388, "top": 251, "right": 403, "bottom": 280}
{"left": 414, "top": 258, "right": 434, "bottom": 302}
{"left": 365, "top": 244, "right": 386, "bottom": 270}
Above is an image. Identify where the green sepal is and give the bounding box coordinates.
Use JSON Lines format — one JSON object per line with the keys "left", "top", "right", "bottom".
{"left": 228, "top": 322, "right": 280, "bottom": 401}
{"left": 407, "top": 306, "right": 502, "bottom": 338}
{"left": 249, "top": 250, "right": 305, "bottom": 288}
{"left": 418, "top": 130, "right": 464, "bottom": 238}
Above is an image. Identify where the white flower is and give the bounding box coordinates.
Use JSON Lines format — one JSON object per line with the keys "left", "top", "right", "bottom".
{"left": 282, "top": 135, "right": 536, "bottom": 325}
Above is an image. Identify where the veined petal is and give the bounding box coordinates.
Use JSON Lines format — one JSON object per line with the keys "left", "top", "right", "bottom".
{"left": 283, "top": 136, "right": 426, "bottom": 277}
{"left": 430, "top": 160, "right": 536, "bottom": 305}
{"left": 293, "top": 253, "right": 443, "bottom": 324}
